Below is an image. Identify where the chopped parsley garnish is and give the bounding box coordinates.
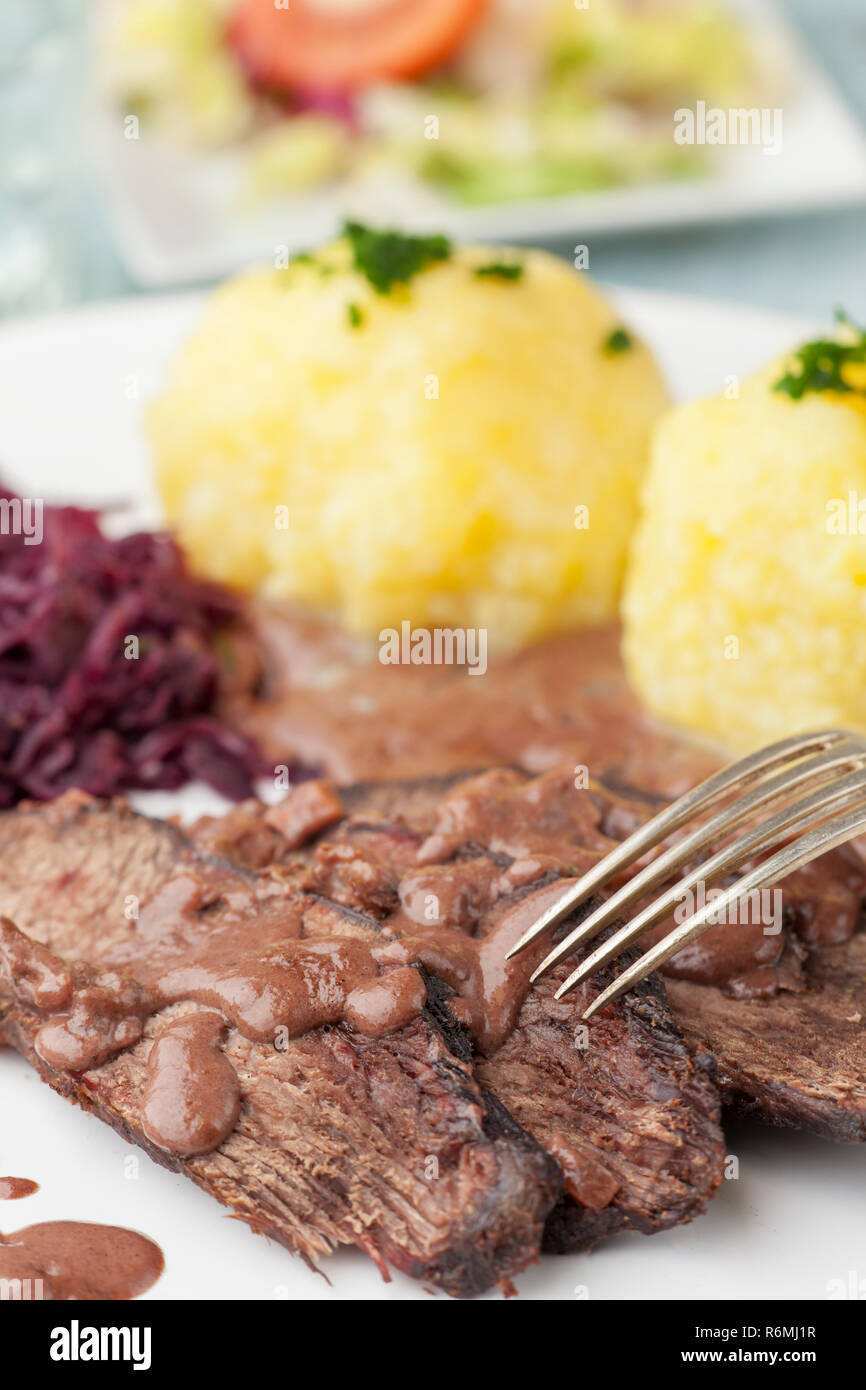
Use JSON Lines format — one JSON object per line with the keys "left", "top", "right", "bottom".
{"left": 347, "top": 302, "right": 364, "bottom": 329}
{"left": 293, "top": 251, "right": 315, "bottom": 265}
{"left": 603, "top": 327, "right": 633, "bottom": 356}
{"left": 343, "top": 221, "right": 452, "bottom": 295}
{"left": 474, "top": 261, "right": 524, "bottom": 282}
{"left": 773, "top": 311, "right": 866, "bottom": 400}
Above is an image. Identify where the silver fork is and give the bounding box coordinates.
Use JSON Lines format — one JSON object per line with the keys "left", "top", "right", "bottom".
{"left": 506, "top": 729, "right": 866, "bottom": 1020}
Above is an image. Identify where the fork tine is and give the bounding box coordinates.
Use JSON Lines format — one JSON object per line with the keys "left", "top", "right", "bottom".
{"left": 555, "top": 765, "right": 866, "bottom": 999}
{"left": 528, "top": 738, "right": 866, "bottom": 982}
{"left": 505, "top": 728, "right": 846, "bottom": 963}
{"left": 576, "top": 798, "right": 866, "bottom": 1019}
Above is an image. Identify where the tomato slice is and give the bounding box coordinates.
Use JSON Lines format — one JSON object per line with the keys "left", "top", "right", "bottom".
{"left": 229, "top": 0, "right": 489, "bottom": 93}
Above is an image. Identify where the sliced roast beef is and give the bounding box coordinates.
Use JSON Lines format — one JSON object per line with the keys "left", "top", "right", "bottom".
{"left": 666, "top": 943, "right": 866, "bottom": 1143}
{"left": 0, "top": 793, "right": 559, "bottom": 1298}
{"left": 194, "top": 770, "right": 728, "bottom": 1246}
{"left": 257, "top": 768, "right": 866, "bottom": 1145}
{"left": 0, "top": 780, "right": 726, "bottom": 1293}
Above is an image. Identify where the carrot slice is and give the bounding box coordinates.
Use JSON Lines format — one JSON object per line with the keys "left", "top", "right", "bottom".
{"left": 229, "top": 0, "right": 489, "bottom": 93}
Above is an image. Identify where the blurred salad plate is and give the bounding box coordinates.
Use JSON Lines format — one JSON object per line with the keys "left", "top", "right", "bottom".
{"left": 90, "top": 0, "right": 866, "bottom": 287}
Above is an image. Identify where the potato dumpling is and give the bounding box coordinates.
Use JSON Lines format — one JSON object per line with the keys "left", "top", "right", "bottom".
{"left": 623, "top": 345, "right": 866, "bottom": 751}
{"left": 147, "top": 233, "right": 668, "bottom": 647}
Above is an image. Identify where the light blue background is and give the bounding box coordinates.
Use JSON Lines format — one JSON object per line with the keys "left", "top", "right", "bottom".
{"left": 63, "top": 0, "right": 866, "bottom": 319}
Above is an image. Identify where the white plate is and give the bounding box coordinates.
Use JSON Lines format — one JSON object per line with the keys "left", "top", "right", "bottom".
{"left": 90, "top": 0, "right": 866, "bottom": 288}
{"left": 1, "top": 286, "right": 864, "bottom": 1302}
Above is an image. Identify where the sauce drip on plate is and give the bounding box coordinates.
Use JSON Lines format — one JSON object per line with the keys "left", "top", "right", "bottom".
{"left": 0, "top": 1177, "right": 39, "bottom": 1200}
{"left": 0, "top": 1221, "right": 163, "bottom": 1300}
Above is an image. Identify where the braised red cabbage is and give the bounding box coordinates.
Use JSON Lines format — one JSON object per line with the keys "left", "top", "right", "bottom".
{"left": 0, "top": 489, "right": 264, "bottom": 805}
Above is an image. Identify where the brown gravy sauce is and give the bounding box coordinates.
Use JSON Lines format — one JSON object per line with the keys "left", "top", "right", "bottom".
{"left": 379, "top": 877, "right": 576, "bottom": 1054}
{"left": 401, "top": 764, "right": 866, "bottom": 995}
{"left": 141, "top": 1011, "right": 240, "bottom": 1157}
{"left": 0, "top": 1221, "right": 163, "bottom": 1300}
{"left": 224, "top": 607, "right": 723, "bottom": 796}
{"left": 0, "top": 1177, "right": 39, "bottom": 1200}
{"left": 1, "top": 851, "right": 562, "bottom": 1143}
